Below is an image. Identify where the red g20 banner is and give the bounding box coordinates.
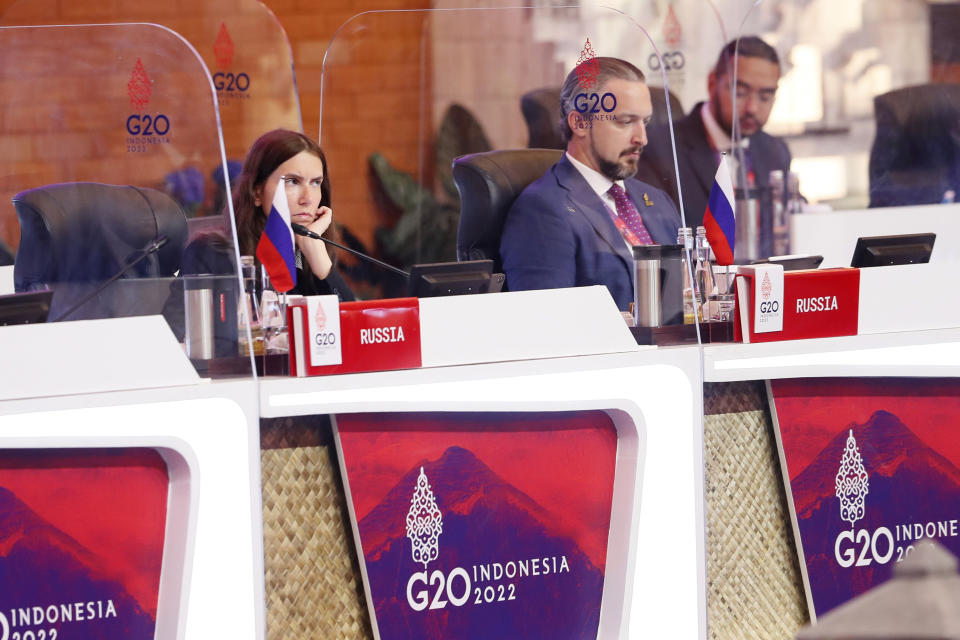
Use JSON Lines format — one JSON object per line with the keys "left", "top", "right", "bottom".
{"left": 0, "top": 449, "right": 168, "bottom": 640}
{"left": 769, "top": 378, "right": 960, "bottom": 618}
{"left": 335, "top": 411, "right": 619, "bottom": 640}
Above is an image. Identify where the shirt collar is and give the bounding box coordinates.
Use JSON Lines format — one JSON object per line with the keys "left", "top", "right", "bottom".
{"left": 565, "top": 152, "right": 625, "bottom": 199}
{"left": 701, "top": 100, "right": 749, "bottom": 153}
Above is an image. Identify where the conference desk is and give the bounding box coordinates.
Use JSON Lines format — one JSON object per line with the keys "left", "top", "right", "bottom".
{"left": 1, "top": 288, "right": 959, "bottom": 640}
{"left": 791, "top": 202, "right": 960, "bottom": 268}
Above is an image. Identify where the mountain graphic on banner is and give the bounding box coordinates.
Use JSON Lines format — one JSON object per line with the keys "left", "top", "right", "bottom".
{"left": 788, "top": 410, "right": 960, "bottom": 615}
{"left": 0, "top": 487, "right": 156, "bottom": 638}
{"left": 356, "top": 446, "right": 605, "bottom": 640}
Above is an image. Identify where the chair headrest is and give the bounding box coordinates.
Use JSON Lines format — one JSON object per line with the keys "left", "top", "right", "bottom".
{"left": 869, "top": 84, "right": 960, "bottom": 207}
{"left": 13, "top": 182, "right": 188, "bottom": 289}
{"left": 452, "top": 149, "right": 562, "bottom": 270}
{"left": 520, "top": 88, "right": 563, "bottom": 149}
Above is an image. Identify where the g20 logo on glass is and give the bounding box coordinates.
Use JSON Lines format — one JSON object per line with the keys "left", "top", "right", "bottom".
{"left": 213, "top": 23, "right": 252, "bottom": 100}
{"left": 574, "top": 92, "right": 618, "bottom": 115}
{"left": 126, "top": 114, "right": 170, "bottom": 136}
{"left": 213, "top": 72, "right": 251, "bottom": 94}
{"left": 648, "top": 51, "right": 685, "bottom": 72}
{"left": 125, "top": 58, "right": 172, "bottom": 152}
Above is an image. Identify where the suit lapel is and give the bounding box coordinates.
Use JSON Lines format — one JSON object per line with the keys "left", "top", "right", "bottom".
{"left": 554, "top": 156, "right": 634, "bottom": 273}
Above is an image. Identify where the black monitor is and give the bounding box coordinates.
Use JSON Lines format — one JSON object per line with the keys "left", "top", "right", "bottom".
{"left": 407, "top": 260, "right": 498, "bottom": 297}
{"left": 851, "top": 233, "right": 936, "bottom": 268}
{"left": 0, "top": 290, "right": 54, "bottom": 326}
{"left": 751, "top": 254, "right": 824, "bottom": 271}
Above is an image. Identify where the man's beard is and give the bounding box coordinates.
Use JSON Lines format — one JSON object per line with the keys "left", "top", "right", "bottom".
{"left": 711, "top": 91, "right": 759, "bottom": 137}
{"left": 593, "top": 140, "right": 641, "bottom": 181}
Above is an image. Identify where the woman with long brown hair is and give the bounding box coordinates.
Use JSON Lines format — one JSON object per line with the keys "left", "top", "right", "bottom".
{"left": 233, "top": 129, "right": 353, "bottom": 299}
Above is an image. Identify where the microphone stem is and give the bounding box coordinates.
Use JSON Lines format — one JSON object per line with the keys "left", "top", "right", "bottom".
{"left": 52, "top": 236, "right": 169, "bottom": 322}
{"left": 305, "top": 232, "right": 410, "bottom": 279}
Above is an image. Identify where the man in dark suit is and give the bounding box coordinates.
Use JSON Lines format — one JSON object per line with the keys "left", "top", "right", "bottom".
{"left": 500, "top": 57, "right": 681, "bottom": 311}
{"left": 636, "top": 37, "right": 791, "bottom": 247}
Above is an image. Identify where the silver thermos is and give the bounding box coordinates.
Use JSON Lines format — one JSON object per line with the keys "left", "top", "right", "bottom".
{"left": 632, "top": 245, "right": 683, "bottom": 328}
{"left": 184, "top": 282, "right": 214, "bottom": 360}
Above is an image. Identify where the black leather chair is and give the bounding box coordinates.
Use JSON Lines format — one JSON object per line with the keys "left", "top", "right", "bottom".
{"left": 869, "top": 83, "right": 960, "bottom": 207}
{"left": 520, "top": 85, "right": 685, "bottom": 150}
{"left": 13, "top": 182, "right": 188, "bottom": 320}
{"left": 453, "top": 149, "right": 562, "bottom": 276}
{"left": 521, "top": 88, "right": 566, "bottom": 149}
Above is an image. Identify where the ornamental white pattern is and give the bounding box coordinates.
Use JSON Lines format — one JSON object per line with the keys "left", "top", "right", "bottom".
{"left": 835, "top": 429, "right": 869, "bottom": 529}
{"left": 406, "top": 467, "right": 443, "bottom": 568}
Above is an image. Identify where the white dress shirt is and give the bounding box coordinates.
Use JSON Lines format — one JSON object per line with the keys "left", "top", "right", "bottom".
{"left": 565, "top": 152, "right": 643, "bottom": 251}
{"left": 566, "top": 152, "right": 627, "bottom": 212}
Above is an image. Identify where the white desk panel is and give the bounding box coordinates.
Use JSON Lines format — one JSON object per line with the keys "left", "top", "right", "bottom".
{"left": 262, "top": 349, "right": 706, "bottom": 640}
{"left": 702, "top": 327, "right": 960, "bottom": 382}
{"left": 0, "top": 380, "right": 265, "bottom": 640}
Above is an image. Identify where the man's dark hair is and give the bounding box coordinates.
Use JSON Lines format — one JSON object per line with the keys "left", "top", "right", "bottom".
{"left": 559, "top": 57, "right": 645, "bottom": 142}
{"left": 713, "top": 36, "right": 780, "bottom": 76}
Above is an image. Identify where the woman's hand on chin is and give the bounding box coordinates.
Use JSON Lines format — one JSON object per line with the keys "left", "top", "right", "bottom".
{"left": 295, "top": 206, "right": 334, "bottom": 279}
{"left": 305, "top": 206, "right": 333, "bottom": 236}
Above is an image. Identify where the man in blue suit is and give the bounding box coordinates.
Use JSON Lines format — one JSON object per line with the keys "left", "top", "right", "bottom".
{"left": 500, "top": 57, "right": 681, "bottom": 311}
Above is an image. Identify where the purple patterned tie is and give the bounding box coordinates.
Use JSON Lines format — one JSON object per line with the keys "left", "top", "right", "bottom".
{"left": 608, "top": 183, "right": 654, "bottom": 245}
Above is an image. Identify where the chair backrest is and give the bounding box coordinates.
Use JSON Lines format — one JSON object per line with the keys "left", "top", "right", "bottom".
{"left": 13, "top": 182, "right": 188, "bottom": 319}
{"left": 453, "top": 149, "right": 562, "bottom": 273}
{"left": 520, "top": 85, "right": 685, "bottom": 150}
{"left": 869, "top": 83, "right": 960, "bottom": 207}
{"left": 649, "top": 85, "right": 685, "bottom": 129}
{"left": 520, "top": 87, "right": 563, "bottom": 149}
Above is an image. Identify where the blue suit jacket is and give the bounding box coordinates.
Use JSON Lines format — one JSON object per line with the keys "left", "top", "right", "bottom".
{"left": 500, "top": 154, "right": 681, "bottom": 310}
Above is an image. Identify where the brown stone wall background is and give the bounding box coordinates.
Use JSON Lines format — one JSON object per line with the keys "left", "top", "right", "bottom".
{"left": 0, "top": 0, "right": 430, "bottom": 262}
{"left": 0, "top": 0, "right": 565, "bottom": 276}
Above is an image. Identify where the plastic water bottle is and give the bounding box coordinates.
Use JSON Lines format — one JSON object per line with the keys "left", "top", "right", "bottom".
{"left": 238, "top": 255, "right": 264, "bottom": 355}
{"left": 695, "top": 227, "right": 717, "bottom": 304}
{"left": 677, "top": 227, "right": 699, "bottom": 324}
{"left": 695, "top": 227, "right": 719, "bottom": 321}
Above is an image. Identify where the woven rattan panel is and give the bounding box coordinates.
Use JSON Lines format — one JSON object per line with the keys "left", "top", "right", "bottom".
{"left": 258, "top": 385, "right": 807, "bottom": 640}
{"left": 260, "top": 416, "right": 373, "bottom": 640}
{"left": 703, "top": 381, "right": 809, "bottom": 640}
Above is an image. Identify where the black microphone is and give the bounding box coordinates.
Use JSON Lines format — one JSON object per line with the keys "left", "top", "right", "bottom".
{"left": 52, "top": 235, "right": 170, "bottom": 322}
{"left": 291, "top": 223, "right": 410, "bottom": 279}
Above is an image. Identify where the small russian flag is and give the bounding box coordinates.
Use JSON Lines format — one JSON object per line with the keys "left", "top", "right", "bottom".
{"left": 256, "top": 177, "right": 297, "bottom": 293}
{"left": 703, "top": 157, "right": 736, "bottom": 266}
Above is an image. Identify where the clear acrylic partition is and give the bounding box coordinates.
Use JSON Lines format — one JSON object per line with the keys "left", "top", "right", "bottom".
{"left": 699, "top": 0, "right": 960, "bottom": 264}
{"left": 0, "top": 23, "right": 255, "bottom": 377}
{"left": 0, "top": 0, "right": 301, "bottom": 221}
{"left": 317, "top": 5, "right": 711, "bottom": 340}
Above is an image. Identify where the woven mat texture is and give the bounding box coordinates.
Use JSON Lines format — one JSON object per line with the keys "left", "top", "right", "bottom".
{"left": 260, "top": 417, "right": 373, "bottom": 640}
{"left": 703, "top": 381, "right": 809, "bottom": 640}
{"left": 257, "top": 386, "right": 809, "bottom": 640}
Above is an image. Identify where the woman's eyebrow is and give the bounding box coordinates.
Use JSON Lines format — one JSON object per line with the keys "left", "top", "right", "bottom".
{"left": 283, "top": 172, "right": 323, "bottom": 181}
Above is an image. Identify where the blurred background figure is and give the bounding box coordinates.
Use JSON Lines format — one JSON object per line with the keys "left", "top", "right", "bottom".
{"left": 637, "top": 36, "right": 791, "bottom": 232}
